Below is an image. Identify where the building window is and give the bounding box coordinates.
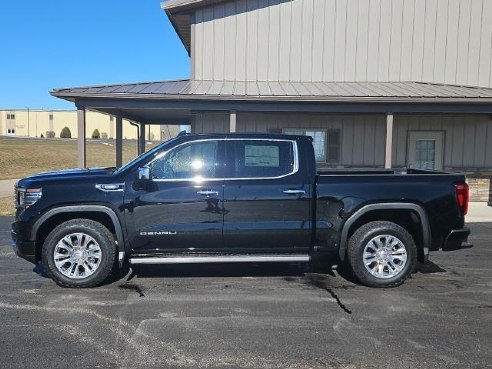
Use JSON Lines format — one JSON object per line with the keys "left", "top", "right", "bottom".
{"left": 49, "top": 113, "right": 53, "bottom": 120}
{"left": 110, "top": 116, "right": 114, "bottom": 122}
{"left": 7, "top": 113, "right": 15, "bottom": 120}
{"left": 283, "top": 128, "right": 341, "bottom": 163}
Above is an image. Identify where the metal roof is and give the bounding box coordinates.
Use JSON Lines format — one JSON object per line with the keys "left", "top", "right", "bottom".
{"left": 52, "top": 80, "right": 492, "bottom": 103}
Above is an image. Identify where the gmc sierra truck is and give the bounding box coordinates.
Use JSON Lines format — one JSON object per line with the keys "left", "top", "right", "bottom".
{"left": 11, "top": 133, "right": 470, "bottom": 288}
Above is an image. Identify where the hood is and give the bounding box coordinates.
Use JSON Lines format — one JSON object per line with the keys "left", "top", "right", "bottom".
{"left": 17, "top": 167, "right": 115, "bottom": 188}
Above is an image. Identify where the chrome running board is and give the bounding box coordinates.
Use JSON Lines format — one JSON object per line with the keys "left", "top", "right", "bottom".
{"left": 129, "top": 255, "right": 310, "bottom": 265}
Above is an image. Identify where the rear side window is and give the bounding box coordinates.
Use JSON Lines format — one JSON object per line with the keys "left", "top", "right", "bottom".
{"left": 228, "top": 140, "right": 295, "bottom": 178}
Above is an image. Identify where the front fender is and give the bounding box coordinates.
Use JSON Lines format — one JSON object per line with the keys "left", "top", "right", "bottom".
{"left": 31, "top": 205, "right": 126, "bottom": 259}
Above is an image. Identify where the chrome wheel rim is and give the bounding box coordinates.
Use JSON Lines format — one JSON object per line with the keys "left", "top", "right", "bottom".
{"left": 363, "top": 234, "right": 408, "bottom": 279}
{"left": 53, "top": 233, "right": 102, "bottom": 279}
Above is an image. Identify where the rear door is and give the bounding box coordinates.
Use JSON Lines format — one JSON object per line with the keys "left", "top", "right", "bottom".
{"left": 222, "top": 139, "right": 311, "bottom": 254}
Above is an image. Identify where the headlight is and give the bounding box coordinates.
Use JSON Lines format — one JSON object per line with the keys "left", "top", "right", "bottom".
{"left": 17, "top": 188, "right": 42, "bottom": 208}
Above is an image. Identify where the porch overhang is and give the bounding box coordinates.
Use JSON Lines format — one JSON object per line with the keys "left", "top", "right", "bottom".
{"left": 51, "top": 79, "right": 492, "bottom": 169}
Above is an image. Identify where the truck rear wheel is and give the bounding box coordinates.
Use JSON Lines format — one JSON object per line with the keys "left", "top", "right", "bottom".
{"left": 347, "top": 221, "right": 417, "bottom": 288}
{"left": 42, "top": 219, "right": 116, "bottom": 288}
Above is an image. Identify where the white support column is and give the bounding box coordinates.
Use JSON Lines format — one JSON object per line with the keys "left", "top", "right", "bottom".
{"left": 77, "top": 106, "right": 86, "bottom": 168}
{"left": 229, "top": 110, "right": 237, "bottom": 133}
{"left": 115, "top": 116, "right": 123, "bottom": 167}
{"left": 139, "top": 123, "right": 146, "bottom": 155}
{"left": 385, "top": 113, "right": 394, "bottom": 169}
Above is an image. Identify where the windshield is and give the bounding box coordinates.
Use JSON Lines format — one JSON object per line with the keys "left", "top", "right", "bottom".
{"left": 115, "top": 137, "right": 180, "bottom": 174}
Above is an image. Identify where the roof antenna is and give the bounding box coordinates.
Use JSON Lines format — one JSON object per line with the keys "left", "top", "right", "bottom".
{"left": 177, "top": 130, "right": 189, "bottom": 137}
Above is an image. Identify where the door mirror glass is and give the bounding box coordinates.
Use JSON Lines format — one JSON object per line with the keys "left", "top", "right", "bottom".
{"left": 138, "top": 166, "right": 150, "bottom": 180}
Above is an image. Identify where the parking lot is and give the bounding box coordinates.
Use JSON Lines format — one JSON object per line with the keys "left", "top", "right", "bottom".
{"left": 0, "top": 217, "right": 491, "bottom": 369}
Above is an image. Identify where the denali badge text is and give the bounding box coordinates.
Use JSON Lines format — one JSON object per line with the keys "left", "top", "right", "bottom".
{"left": 140, "top": 231, "right": 177, "bottom": 236}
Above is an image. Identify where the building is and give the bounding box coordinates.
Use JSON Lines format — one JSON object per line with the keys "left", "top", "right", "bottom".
{"left": 52, "top": 0, "right": 492, "bottom": 202}
{"left": 0, "top": 109, "right": 177, "bottom": 140}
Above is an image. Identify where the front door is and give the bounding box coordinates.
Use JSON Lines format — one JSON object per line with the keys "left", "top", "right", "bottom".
{"left": 222, "top": 139, "right": 312, "bottom": 254}
{"left": 127, "top": 139, "right": 225, "bottom": 253}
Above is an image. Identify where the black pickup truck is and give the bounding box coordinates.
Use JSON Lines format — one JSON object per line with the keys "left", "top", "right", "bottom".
{"left": 11, "top": 133, "right": 470, "bottom": 288}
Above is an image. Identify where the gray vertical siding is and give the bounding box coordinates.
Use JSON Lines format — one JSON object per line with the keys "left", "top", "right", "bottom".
{"left": 193, "top": 113, "right": 230, "bottom": 133}
{"left": 192, "top": 0, "right": 492, "bottom": 87}
{"left": 196, "top": 112, "right": 387, "bottom": 167}
{"left": 192, "top": 112, "right": 492, "bottom": 169}
{"left": 392, "top": 115, "right": 492, "bottom": 169}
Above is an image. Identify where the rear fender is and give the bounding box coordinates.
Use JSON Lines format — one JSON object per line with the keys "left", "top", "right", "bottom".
{"left": 338, "top": 203, "right": 431, "bottom": 261}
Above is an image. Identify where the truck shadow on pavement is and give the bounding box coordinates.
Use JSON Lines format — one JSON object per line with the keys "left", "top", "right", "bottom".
{"left": 31, "top": 258, "right": 447, "bottom": 290}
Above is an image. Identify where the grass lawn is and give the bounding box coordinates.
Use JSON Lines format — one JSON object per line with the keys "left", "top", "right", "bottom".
{"left": 0, "top": 137, "right": 141, "bottom": 180}
{"left": 0, "top": 137, "right": 150, "bottom": 216}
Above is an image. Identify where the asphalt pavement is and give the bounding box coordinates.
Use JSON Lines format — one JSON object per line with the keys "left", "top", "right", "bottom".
{"left": 0, "top": 216, "right": 491, "bottom": 369}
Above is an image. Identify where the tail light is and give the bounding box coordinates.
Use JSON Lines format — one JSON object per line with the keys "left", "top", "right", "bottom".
{"left": 455, "top": 183, "right": 469, "bottom": 216}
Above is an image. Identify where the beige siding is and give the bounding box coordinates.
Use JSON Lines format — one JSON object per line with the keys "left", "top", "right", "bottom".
{"left": 192, "top": 0, "right": 492, "bottom": 87}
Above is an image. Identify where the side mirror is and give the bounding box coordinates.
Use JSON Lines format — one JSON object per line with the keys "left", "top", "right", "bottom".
{"left": 138, "top": 166, "right": 150, "bottom": 180}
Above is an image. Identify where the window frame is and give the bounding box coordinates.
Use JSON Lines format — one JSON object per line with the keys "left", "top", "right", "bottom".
{"left": 147, "top": 138, "right": 299, "bottom": 182}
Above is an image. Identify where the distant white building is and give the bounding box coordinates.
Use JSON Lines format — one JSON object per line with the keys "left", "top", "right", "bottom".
{"left": 0, "top": 109, "right": 178, "bottom": 140}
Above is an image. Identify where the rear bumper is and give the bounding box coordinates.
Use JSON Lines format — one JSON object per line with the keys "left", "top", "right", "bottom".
{"left": 442, "top": 227, "right": 471, "bottom": 251}
{"left": 11, "top": 229, "right": 36, "bottom": 264}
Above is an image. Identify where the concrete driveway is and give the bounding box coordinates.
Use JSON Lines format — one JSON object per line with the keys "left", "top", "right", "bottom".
{"left": 0, "top": 179, "right": 16, "bottom": 197}
{"left": 0, "top": 217, "right": 491, "bottom": 369}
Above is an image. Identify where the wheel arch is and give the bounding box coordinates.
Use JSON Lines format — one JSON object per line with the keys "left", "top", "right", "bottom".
{"left": 338, "top": 203, "right": 431, "bottom": 262}
{"left": 32, "top": 205, "right": 125, "bottom": 262}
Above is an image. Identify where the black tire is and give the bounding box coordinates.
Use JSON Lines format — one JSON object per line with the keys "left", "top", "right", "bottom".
{"left": 347, "top": 221, "right": 417, "bottom": 288}
{"left": 42, "top": 219, "right": 116, "bottom": 288}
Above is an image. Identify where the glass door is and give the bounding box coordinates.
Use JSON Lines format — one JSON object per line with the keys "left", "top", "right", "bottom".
{"left": 407, "top": 131, "right": 444, "bottom": 170}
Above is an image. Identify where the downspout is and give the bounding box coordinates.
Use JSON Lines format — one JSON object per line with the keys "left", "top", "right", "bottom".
{"left": 129, "top": 121, "right": 140, "bottom": 155}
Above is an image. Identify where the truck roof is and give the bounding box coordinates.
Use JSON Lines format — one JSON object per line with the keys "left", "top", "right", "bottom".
{"left": 178, "top": 132, "right": 313, "bottom": 141}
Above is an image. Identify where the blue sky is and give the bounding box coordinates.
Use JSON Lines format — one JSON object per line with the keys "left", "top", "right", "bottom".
{"left": 0, "top": 0, "right": 189, "bottom": 109}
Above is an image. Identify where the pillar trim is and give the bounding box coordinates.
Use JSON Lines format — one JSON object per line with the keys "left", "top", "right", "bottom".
{"left": 139, "top": 123, "right": 146, "bottom": 155}
{"left": 77, "top": 106, "right": 86, "bottom": 168}
{"left": 115, "top": 116, "right": 123, "bottom": 167}
{"left": 385, "top": 113, "right": 394, "bottom": 169}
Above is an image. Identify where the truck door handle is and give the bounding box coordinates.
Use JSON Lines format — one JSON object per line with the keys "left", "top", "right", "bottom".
{"left": 197, "top": 190, "right": 219, "bottom": 196}
{"left": 283, "top": 189, "right": 306, "bottom": 195}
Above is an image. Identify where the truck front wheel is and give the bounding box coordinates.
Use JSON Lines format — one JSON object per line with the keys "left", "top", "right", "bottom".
{"left": 347, "top": 221, "right": 417, "bottom": 288}
{"left": 42, "top": 219, "right": 116, "bottom": 288}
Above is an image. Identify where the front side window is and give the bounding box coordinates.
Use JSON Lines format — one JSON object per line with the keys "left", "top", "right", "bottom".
{"left": 229, "top": 140, "right": 294, "bottom": 178}
{"left": 150, "top": 141, "right": 218, "bottom": 180}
